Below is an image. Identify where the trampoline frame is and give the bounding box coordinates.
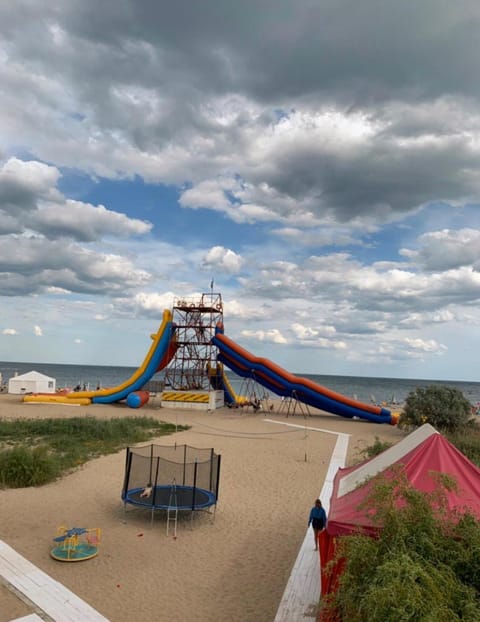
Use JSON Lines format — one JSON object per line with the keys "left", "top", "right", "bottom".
{"left": 121, "top": 443, "right": 221, "bottom": 529}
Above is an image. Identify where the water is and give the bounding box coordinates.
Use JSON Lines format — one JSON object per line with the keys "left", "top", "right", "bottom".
{"left": 227, "top": 373, "right": 480, "bottom": 407}
{"left": 303, "top": 374, "right": 480, "bottom": 407}
{"left": 1, "top": 360, "right": 479, "bottom": 406}
{"left": 0, "top": 361, "right": 141, "bottom": 391}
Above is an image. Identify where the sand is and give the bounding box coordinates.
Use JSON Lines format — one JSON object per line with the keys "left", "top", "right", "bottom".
{"left": 0, "top": 394, "right": 405, "bottom": 622}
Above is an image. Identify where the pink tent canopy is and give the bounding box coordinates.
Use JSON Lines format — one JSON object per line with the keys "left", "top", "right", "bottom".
{"left": 320, "top": 424, "right": 480, "bottom": 599}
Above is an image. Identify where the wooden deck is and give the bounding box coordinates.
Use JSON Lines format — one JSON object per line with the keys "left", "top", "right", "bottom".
{"left": 0, "top": 540, "right": 109, "bottom": 622}
{"left": 264, "top": 420, "right": 350, "bottom": 622}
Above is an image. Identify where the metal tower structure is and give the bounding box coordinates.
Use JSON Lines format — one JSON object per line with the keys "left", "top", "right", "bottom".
{"left": 164, "top": 292, "right": 224, "bottom": 391}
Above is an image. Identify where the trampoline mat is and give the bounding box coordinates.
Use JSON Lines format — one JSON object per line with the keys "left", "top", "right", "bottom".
{"left": 123, "top": 485, "right": 217, "bottom": 510}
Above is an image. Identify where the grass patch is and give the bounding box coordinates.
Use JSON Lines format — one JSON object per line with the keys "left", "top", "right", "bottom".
{"left": 361, "top": 436, "right": 393, "bottom": 459}
{"left": 353, "top": 436, "right": 393, "bottom": 464}
{"left": 0, "top": 445, "right": 60, "bottom": 487}
{"left": 0, "top": 416, "right": 188, "bottom": 488}
{"left": 445, "top": 422, "right": 480, "bottom": 467}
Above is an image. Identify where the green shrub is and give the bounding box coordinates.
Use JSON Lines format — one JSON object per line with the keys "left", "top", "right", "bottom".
{"left": 0, "top": 416, "right": 187, "bottom": 488}
{"left": 445, "top": 424, "right": 480, "bottom": 467}
{"left": 323, "top": 470, "right": 480, "bottom": 621}
{"left": 0, "top": 445, "right": 60, "bottom": 487}
{"left": 359, "top": 436, "right": 393, "bottom": 460}
{"left": 399, "top": 385, "right": 472, "bottom": 432}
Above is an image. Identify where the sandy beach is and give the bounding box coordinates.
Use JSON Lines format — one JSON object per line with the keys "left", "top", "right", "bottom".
{"left": 0, "top": 395, "right": 405, "bottom": 622}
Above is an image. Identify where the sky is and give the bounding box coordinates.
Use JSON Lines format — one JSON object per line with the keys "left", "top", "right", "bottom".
{"left": 1, "top": 1, "right": 480, "bottom": 381}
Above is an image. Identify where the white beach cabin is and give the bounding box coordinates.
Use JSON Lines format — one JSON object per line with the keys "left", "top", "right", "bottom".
{"left": 8, "top": 371, "right": 56, "bottom": 394}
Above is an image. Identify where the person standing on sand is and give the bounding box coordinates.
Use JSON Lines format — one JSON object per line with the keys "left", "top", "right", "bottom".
{"left": 308, "top": 498, "right": 327, "bottom": 551}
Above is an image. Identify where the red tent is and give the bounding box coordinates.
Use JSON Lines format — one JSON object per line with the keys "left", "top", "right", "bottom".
{"left": 320, "top": 423, "right": 480, "bottom": 598}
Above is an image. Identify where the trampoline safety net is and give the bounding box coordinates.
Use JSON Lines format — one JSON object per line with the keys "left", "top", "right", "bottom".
{"left": 121, "top": 443, "right": 221, "bottom": 511}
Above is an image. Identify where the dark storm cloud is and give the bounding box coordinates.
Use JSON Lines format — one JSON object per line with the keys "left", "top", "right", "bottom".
{"left": 2, "top": 1, "right": 480, "bottom": 223}
{"left": 49, "top": 0, "right": 480, "bottom": 103}
{"left": 257, "top": 119, "right": 480, "bottom": 221}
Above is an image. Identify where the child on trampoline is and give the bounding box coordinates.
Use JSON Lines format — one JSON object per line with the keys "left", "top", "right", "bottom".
{"left": 140, "top": 484, "right": 153, "bottom": 498}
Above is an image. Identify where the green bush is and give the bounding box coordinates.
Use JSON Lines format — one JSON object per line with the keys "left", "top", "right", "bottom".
{"left": 444, "top": 424, "right": 480, "bottom": 467}
{"left": 359, "top": 436, "right": 393, "bottom": 460}
{"left": 0, "top": 445, "right": 60, "bottom": 487}
{"left": 323, "top": 470, "right": 480, "bottom": 621}
{"left": 0, "top": 416, "right": 187, "bottom": 488}
{"left": 399, "top": 385, "right": 472, "bottom": 432}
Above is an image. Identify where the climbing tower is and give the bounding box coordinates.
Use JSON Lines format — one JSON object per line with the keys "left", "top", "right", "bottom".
{"left": 162, "top": 292, "right": 224, "bottom": 407}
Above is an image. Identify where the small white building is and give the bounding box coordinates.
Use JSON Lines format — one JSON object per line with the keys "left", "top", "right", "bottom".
{"left": 8, "top": 371, "right": 56, "bottom": 394}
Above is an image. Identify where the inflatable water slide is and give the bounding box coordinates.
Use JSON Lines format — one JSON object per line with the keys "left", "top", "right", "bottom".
{"left": 207, "top": 362, "right": 248, "bottom": 406}
{"left": 24, "top": 310, "right": 177, "bottom": 406}
{"left": 212, "top": 325, "right": 397, "bottom": 424}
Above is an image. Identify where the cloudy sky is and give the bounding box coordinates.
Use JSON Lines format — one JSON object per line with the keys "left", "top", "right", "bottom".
{"left": 1, "top": 1, "right": 479, "bottom": 381}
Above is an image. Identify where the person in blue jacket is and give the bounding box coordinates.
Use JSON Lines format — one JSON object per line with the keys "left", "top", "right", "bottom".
{"left": 308, "top": 498, "right": 327, "bottom": 550}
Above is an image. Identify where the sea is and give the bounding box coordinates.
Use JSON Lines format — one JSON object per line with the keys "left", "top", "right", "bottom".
{"left": 1, "top": 360, "right": 480, "bottom": 407}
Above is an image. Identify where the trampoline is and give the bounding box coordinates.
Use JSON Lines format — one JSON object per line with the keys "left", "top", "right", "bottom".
{"left": 124, "top": 485, "right": 217, "bottom": 510}
{"left": 121, "top": 443, "right": 221, "bottom": 528}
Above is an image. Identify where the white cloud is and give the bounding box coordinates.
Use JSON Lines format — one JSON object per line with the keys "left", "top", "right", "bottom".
{"left": 45, "top": 286, "right": 72, "bottom": 294}
{"left": 2, "top": 328, "right": 17, "bottom": 335}
{"left": 222, "top": 299, "right": 266, "bottom": 321}
{"left": 240, "top": 249, "right": 480, "bottom": 314}
{"left": 1, "top": 2, "right": 480, "bottom": 379}
{"left": 0, "top": 236, "right": 152, "bottom": 296}
{"left": 35, "top": 200, "right": 152, "bottom": 241}
{"left": 34, "top": 325, "right": 43, "bottom": 336}
{"left": 0, "top": 157, "right": 62, "bottom": 208}
{"left": 111, "top": 292, "right": 179, "bottom": 318}
{"left": 0, "top": 158, "right": 152, "bottom": 241}
{"left": 290, "top": 322, "right": 347, "bottom": 349}
{"left": 403, "top": 337, "right": 447, "bottom": 355}
{"left": 401, "top": 228, "right": 480, "bottom": 271}
{"left": 202, "top": 246, "right": 244, "bottom": 274}
{"left": 241, "top": 328, "right": 288, "bottom": 344}
{"left": 291, "top": 322, "right": 337, "bottom": 339}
